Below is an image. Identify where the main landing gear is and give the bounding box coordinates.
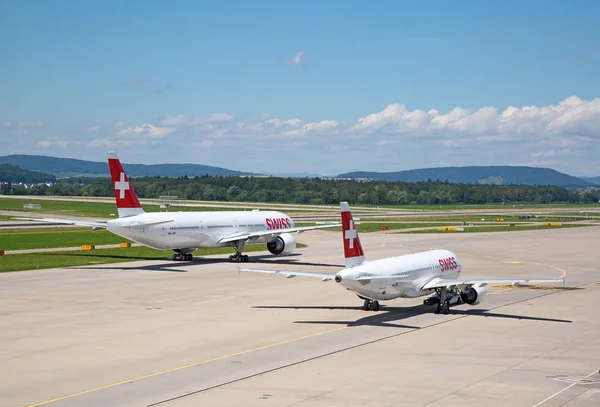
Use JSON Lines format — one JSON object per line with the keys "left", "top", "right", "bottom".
{"left": 172, "top": 252, "right": 193, "bottom": 261}
{"left": 228, "top": 240, "right": 249, "bottom": 263}
{"left": 424, "top": 287, "right": 457, "bottom": 314}
{"left": 362, "top": 299, "right": 380, "bottom": 311}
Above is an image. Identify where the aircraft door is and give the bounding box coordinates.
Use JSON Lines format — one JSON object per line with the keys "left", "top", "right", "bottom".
{"left": 375, "top": 264, "right": 387, "bottom": 290}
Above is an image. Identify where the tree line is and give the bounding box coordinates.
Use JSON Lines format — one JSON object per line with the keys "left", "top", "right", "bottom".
{"left": 2, "top": 175, "right": 599, "bottom": 205}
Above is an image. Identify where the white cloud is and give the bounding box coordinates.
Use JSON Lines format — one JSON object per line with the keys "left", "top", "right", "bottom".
{"left": 102, "top": 96, "right": 600, "bottom": 174}
{"left": 285, "top": 51, "right": 304, "bottom": 66}
{"left": 0, "top": 120, "right": 47, "bottom": 135}
{"left": 18, "top": 121, "right": 46, "bottom": 128}
{"left": 87, "top": 138, "right": 161, "bottom": 148}
{"left": 36, "top": 138, "right": 77, "bottom": 149}
{"left": 351, "top": 96, "right": 600, "bottom": 143}
{"left": 159, "top": 113, "right": 234, "bottom": 127}
{"left": 86, "top": 124, "right": 101, "bottom": 132}
{"left": 3, "top": 96, "right": 600, "bottom": 175}
{"left": 117, "top": 123, "right": 175, "bottom": 139}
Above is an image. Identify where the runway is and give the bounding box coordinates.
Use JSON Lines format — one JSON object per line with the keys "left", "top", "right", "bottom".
{"left": 1, "top": 226, "right": 599, "bottom": 407}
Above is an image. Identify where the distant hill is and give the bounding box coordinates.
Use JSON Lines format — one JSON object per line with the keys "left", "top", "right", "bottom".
{"left": 0, "top": 164, "right": 56, "bottom": 183}
{"left": 338, "top": 166, "right": 593, "bottom": 188}
{"left": 581, "top": 176, "right": 600, "bottom": 185}
{"left": 0, "top": 155, "right": 260, "bottom": 178}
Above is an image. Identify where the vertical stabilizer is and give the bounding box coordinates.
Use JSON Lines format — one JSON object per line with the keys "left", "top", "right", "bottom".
{"left": 107, "top": 151, "right": 144, "bottom": 218}
{"left": 340, "top": 201, "right": 366, "bottom": 268}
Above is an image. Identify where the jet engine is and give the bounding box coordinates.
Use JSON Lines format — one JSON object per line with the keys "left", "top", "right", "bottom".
{"left": 267, "top": 233, "right": 296, "bottom": 256}
{"left": 460, "top": 284, "right": 487, "bottom": 305}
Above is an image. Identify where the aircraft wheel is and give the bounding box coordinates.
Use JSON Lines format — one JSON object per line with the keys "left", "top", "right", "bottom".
{"left": 242, "top": 255, "right": 249, "bottom": 262}
{"left": 228, "top": 255, "right": 234, "bottom": 262}
{"left": 434, "top": 303, "right": 441, "bottom": 314}
{"left": 371, "top": 301, "right": 380, "bottom": 311}
{"left": 442, "top": 302, "right": 450, "bottom": 314}
{"left": 172, "top": 254, "right": 178, "bottom": 261}
{"left": 363, "top": 300, "right": 370, "bottom": 311}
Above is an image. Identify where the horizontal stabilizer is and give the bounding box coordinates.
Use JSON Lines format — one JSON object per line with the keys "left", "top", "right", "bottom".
{"left": 238, "top": 267, "right": 336, "bottom": 281}
{"left": 12, "top": 217, "right": 107, "bottom": 229}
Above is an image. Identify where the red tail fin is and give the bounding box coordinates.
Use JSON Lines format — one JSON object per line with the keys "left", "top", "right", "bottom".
{"left": 341, "top": 202, "right": 366, "bottom": 268}
{"left": 107, "top": 152, "right": 144, "bottom": 218}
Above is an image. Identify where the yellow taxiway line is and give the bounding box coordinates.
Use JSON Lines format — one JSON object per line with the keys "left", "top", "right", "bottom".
{"left": 27, "top": 326, "right": 348, "bottom": 407}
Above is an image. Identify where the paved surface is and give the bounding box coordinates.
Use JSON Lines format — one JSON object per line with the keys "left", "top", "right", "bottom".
{"left": 1, "top": 226, "right": 599, "bottom": 407}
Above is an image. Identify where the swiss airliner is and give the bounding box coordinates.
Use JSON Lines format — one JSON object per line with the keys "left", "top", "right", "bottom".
{"left": 15, "top": 152, "right": 340, "bottom": 262}
{"left": 240, "top": 202, "right": 564, "bottom": 313}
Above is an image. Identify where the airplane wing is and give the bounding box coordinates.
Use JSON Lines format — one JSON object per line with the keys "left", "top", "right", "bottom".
{"left": 238, "top": 267, "right": 337, "bottom": 281}
{"left": 217, "top": 223, "right": 341, "bottom": 244}
{"left": 421, "top": 277, "right": 565, "bottom": 290}
{"left": 12, "top": 217, "right": 107, "bottom": 229}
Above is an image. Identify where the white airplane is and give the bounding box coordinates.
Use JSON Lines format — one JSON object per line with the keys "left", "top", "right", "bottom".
{"left": 15, "top": 152, "right": 341, "bottom": 262}
{"left": 239, "top": 202, "right": 564, "bottom": 314}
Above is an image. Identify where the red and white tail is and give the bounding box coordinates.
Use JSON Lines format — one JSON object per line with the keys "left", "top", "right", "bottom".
{"left": 107, "top": 151, "right": 144, "bottom": 218}
{"left": 341, "top": 201, "right": 366, "bottom": 268}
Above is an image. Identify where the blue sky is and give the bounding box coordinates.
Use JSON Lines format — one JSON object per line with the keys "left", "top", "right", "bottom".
{"left": 1, "top": 0, "right": 599, "bottom": 175}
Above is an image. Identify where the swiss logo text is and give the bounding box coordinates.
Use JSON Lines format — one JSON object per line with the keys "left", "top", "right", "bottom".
{"left": 266, "top": 217, "right": 291, "bottom": 230}
{"left": 439, "top": 257, "right": 458, "bottom": 272}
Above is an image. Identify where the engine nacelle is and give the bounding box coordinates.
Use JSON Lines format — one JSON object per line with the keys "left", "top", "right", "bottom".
{"left": 460, "top": 285, "right": 487, "bottom": 305}
{"left": 267, "top": 233, "right": 296, "bottom": 256}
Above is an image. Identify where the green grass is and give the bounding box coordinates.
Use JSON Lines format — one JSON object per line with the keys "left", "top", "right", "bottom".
{"left": 0, "top": 243, "right": 307, "bottom": 273}
{"left": 0, "top": 197, "right": 242, "bottom": 218}
{"left": 295, "top": 216, "right": 551, "bottom": 233}
{"left": 379, "top": 203, "right": 600, "bottom": 211}
{"left": 397, "top": 224, "right": 593, "bottom": 234}
{"left": 0, "top": 227, "right": 131, "bottom": 251}
{"left": 303, "top": 223, "right": 470, "bottom": 233}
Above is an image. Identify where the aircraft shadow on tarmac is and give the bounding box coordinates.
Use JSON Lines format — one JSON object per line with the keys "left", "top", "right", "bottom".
{"left": 253, "top": 304, "right": 572, "bottom": 329}
{"left": 62, "top": 252, "right": 342, "bottom": 273}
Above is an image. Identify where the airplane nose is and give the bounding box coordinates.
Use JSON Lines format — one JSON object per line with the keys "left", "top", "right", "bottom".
{"left": 335, "top": 274, "right": 342, "bottom": 283}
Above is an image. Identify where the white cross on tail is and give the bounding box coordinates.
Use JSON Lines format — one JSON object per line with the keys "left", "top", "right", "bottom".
{"left": 345, "top": 220, "right": 357, "bottom": 249}
{"left": 114, "top": 172, "right": 130, "bottom": 199}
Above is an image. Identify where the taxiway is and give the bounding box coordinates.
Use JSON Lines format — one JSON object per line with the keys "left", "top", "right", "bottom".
{"left": 1, "top": 226, "right": 599, "bottom": 407}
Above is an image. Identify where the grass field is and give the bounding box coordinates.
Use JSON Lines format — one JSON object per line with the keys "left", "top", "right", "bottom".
{"left": 295, "top": 214, "right": 589, "bottom": 233}
{"left": 397, "top": 224, "right": 593, "bottom": 234}
{"left": 0, "top": 243, "right": 307, "bottom": 273}
{"left": 380, "top": 203, "right": 600, "bottom": 211}
{"left": 0, "top": 227, "right": 131, "bottom": 251}
{"left": 297, "top": 222, "right": 469, "bottom": 233}
{"left": 0, "top": 197, "right": 241, "bottom": 218}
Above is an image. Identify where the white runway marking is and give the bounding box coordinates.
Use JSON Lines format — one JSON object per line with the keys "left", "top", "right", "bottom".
{"left": 532, "top": 369, "right": 598, "bottom": 406}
